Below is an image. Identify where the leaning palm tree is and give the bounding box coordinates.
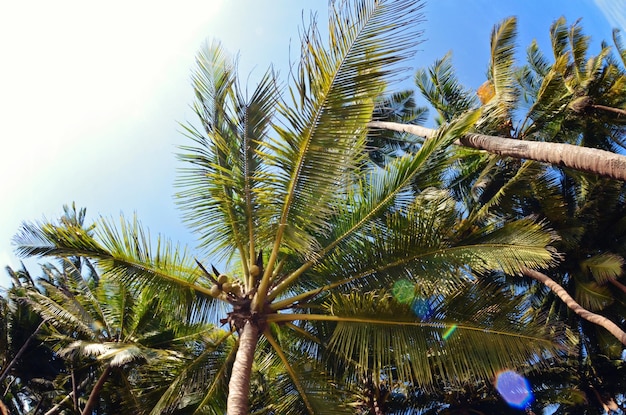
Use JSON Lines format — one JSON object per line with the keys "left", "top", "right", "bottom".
{"left": 402, "top": 16, "right": 626, "bottom": 412}
{"left": 14, "top": 2, "right": 569, "bottom": 413}
{"left": 371, "top": 18, "right": 626, "bottom": 181}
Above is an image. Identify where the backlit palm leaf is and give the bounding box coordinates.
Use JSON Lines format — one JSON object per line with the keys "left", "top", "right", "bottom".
{"left": 269, "top": 285, "right": 567, "bottom": 389}
{"left": 580, "top": 253, "right": 625, "bottom": 284}
{"left": 147, "top": 329, "right": 235, "bottom": 415}
{"left": 478, "top": 17, "right": 519, "bottom": 134}
{"left": 177, "top": 41, "right": 279, "bottom": 264}
{"left": 415, "top": 52, "right": 478, "bottom": 124}
{"left": 14, "top": 215, "right": 224, "bottom": 324}
{"left": 262, "top": 0, "right": 424, "bottom": 262}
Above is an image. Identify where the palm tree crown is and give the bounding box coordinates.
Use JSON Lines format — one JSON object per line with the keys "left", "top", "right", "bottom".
{"left": 12, "top": 2, "right": 572, "bottom": 414}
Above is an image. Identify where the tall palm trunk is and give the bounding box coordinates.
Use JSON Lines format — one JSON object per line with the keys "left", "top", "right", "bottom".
{"left": 227, "top": 320, "right": 260, "bottom": 415}
{"left": 523, "top": 268, "right": 626, "bottom": 345}
{"left": 0, "top": 321, "right": 44, "bottom": 384}
{"left": 44, "top": 376, "right": 91, "bottom": 415}
{"left": 368, "top": 121, "right": 626, "bottom": 182}
{"left": 81, "top": 365, "right": 112, "bottom": 415}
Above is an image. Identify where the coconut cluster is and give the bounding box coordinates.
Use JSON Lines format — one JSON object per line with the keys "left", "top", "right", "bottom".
{"left": 210, "top": 263, "right": 262, "bottom": 300}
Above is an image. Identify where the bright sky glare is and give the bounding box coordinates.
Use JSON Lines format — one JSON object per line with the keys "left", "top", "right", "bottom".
{"left": 0, "top": 0, "right": 623, "bottom": 288}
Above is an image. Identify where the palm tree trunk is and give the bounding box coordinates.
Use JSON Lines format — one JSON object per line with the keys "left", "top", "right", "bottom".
{"left": 44, "top": 376, "right": 91, "bottom": 415}
{"left": 609, "top": 278, "right": 626, "bottom": 295}
{"left": 368, "top": 121, "right": 626, "bottom": 182}
{"left": 522, "top": 268, "right": 626, "bottom": 345}
{"left": 71, "top": 366, "right": 79, "bottom": 411}
{"left": 227, "top": 320, "right": 260, "bottom": 415}
{"left": 80, "top": 365, "right": 112, "bottom": 415}
{"left": 591, "top": 104, "right": 626, "bottom": 118}
{"left": 0, "top": 321, "right": 44, "bottom": 385}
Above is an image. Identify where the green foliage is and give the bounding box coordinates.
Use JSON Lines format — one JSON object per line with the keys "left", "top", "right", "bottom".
{"left": 12, "top": 5, "right": 623, "bottom": 415}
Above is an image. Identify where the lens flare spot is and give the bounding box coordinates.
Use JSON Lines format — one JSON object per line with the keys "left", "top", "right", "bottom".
{"left": 495, "top": 370, "right": 533, "bottom": 408}
{"left": 442, "top": 324, "right": 457, "bottom": 340}
{"left": 411, "top": 297, "right": 433, "bottom": 320}
{"left": 392, "top": 279, "right": 415, "bottom": 304}
{"left": 91, "top": 320, "right": 104, "bottom": 332}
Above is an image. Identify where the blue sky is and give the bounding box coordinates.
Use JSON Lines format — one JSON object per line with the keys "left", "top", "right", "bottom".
{"left": 0, "top": 0, "right": 624, "bottom": 288}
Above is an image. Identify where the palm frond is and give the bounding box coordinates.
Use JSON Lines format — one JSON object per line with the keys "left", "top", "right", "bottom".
{"left": 24, "top": 284, "right": 95, "bottom": 339}
{"left": 272, "top": 180, "right": 555, "bottom": 311}
{"left": 414, "top": 52, "right": 478, "bottom": 123}
{"left": 526, "top": 40, "right": 551, "bottom": 78}
{"left": 269, "top": 110, "right": 480, "bottom": 302}
{"left": 456, "top": 217, "right": 558, "bottom": 275}
{"left": 573, "top": 275, "right": 615, "bottom": 312}
{"left": 14, "top": 215, "right": 226, "bottom": 324}
{"left": 580, "top": 253, "right": 625, "bottom": 284}
{"left": 550, "top": 17, "right": 569, "bottom": 61}
{"left": 261, "top": 0, "right": 425, "bottom": 264}
{"left": 520, "top": 53, "right": 570, "bottom": 139}
{"left": 177, "top": 41, "right": 280, "bottom": 263}
{"left": 250, "top": 329, "right": 353, "bottom": 415}
{"left": 269, "top": 288, "right": 568, "bottom": 389}
{"left": 478, "top": 16, "right": 519, "bottom": 133}
{"left": 614, "top": 29, "right": 626, "bottom": 67}
{"left": 146, "top": 329, "right": 235, "bottom": 415}
{"left": 567, "top": 19, "right": 590, "bottom": 84}
{"left": 466, "top": 160, "right": 531, "bottom": 223}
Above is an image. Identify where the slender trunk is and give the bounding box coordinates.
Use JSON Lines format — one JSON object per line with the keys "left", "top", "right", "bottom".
{"left": 523, "top": 268, "right": 626, "bottom": 345}
{"left": 592, "top": 104, "right": 626, "bottom": 117}
{"left": 71, "top": 366, "right": 78, "bottom": 411}
{"left": 0, "top": 321, "right": 44, "bottom": 385}
{"left": 368, "top": 121, "right": 626, "bottom": 182}
{"left": 32, "top": 398, "right": 44, "bottom": 414}
{"left": 227, "top": 321, "right": 260, "bottom": 415}
{"left": 44, "top": 376, "right": 91, "bottom": 415}
{"left": 80, "top": 365, "right": 112, "bottom": 415}
{"left": 608, "top": 278, "right": 626, "bottom": 295}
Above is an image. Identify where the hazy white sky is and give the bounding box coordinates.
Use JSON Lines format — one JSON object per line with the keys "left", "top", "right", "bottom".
{"left": 0, "top": 0, "right": 623, "bottom": 288}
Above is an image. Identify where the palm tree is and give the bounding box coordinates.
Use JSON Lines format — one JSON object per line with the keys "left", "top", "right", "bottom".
{"left": 10, "top": 205, "right": 210, "bottom": 414}
{"left": 14, "top": 2, "right": 569, "bottom": 413}
{"left": 401, "top": 16, "right": 626, "bottom": 412}
{"left": 0, "top": 266, "right": 62, "bottom": 414}
{"left": 370, "top": 18, "right": 626, "bottom": 181}
{"left": 384, "top": 16, "right": 626, "bottom": 346}
{"left": 24, "top": 259, "right": 198, "bottom": 415}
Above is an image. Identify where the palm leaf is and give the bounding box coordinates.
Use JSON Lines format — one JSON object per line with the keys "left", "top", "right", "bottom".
{"left": 269, "top": 109, "right": 481, "bottom": 302}
{"left": 268, "top": 287, "right": 568, "bottom": 389}
{"left": 573, "top": 275, "right": 615, "bottom": 312}
{"left": 526, "top": 40, "right": 551, "bottom": 78}
{"left": 614, "top": 29, "right": 626, "bottom": 67}
{"left": 414, "top": 52, "right": 478, "bottom": 123}
{"left": 567, "top": 19, "right": 590, "bottom": 84}
{"left": 146, "top": 329, "right": 235, "bottom": 415}
{"left": 177, "top": 41, "right": 279, "bottom": 264}
{"left": 580, "top": 253, "right": 625, "bottom": 284}
{"left": 478, "top": 16, "right": 519, "bottom": 133}
{"left": 550, "top": 17, "right": 569, "bottom": 61}
{"left": 258, "top": 327, "right": 352, "bottom": 415}
{"left": 272, "top": 184, "right": 556, "bottom": 311}
{"left": 13, "top": 215, "right": 226, "bottom": 324}
{"left": 260, "top": 0, "right": 425, "bottom": 273}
